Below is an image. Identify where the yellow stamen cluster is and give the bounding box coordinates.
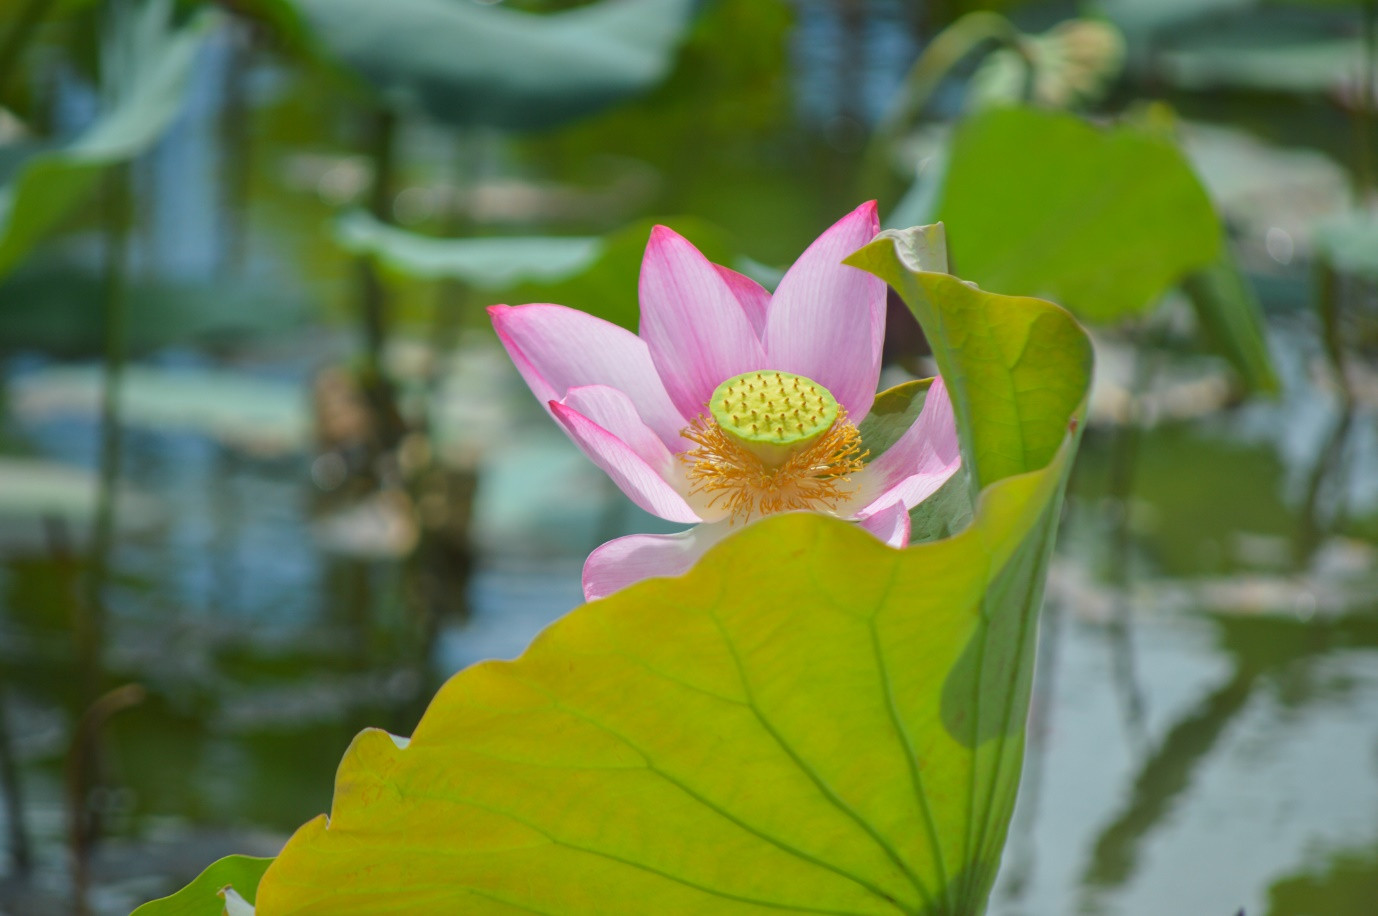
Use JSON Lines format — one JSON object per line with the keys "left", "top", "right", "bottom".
{"left": 679, "top": 407, "right": 868, "bottom": 524}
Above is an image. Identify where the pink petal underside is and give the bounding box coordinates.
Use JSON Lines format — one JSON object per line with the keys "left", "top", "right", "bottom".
{"left": 488, "top": 304, "right": 687, "bottom": 449}
{"left": 762, "top": 201, "right": 885, "bottom": 420}
{"left": 559, "top": 385, "right": 676, "bottom": 479}
{"left": 713, "top": 264, "right": 771, "bottom": 339}
{"left": 639, "top": 226, "right": 767, "bottom": 420}
{"left": 849, "top": 375, "right": 962, "bottom": 516}
{"left": 551, "top": 402, "right": 701, "bottom": 524}
{"left": 582, "top": 522, "right": 732, "bottom": 602}
{"left": 855, "top": 500, "right": 912, "bottom": 549}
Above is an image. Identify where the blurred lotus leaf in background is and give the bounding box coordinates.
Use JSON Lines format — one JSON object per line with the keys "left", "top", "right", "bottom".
{"left": 281, "top": 0, "right": 698, "bottom": 131}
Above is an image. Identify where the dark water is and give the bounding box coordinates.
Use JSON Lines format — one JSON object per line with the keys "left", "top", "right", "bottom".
{"left": 2, "top": 2, "right": 1378, "bottom": 914}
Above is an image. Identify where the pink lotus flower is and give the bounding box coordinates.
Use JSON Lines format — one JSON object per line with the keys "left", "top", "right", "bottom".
{"left": 488, "top": 201, "right": 961, "bottom": 601}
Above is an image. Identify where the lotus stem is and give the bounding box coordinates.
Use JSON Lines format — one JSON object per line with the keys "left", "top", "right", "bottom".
{"left": 1315, "top": 260, "right": 1354, "bottom": 408}
{"left": 1357, "top": 0, "right": 1376, "bottom": 198}
{"left": 860, "top": 11, "right": 1030, "bottom": 206}
{"left": 217, "top": 21, "right": 254, "bottom": 277}
{"left": 0, "top": 677, "right": 32, "bottom": 879}
{"left": 1294, "top": 406, "right": 1354, "bottom": 564}
{"left": 83, "top": 163, "right": 131, "bottom": 707}
{"left": 356, "top": 106, "right": 406, "bottom": 451}
{"left": 65, "top": 684, "right": 146, "bottom": 915}
{"left": 360, "top": 106, "right": 397, "bottom": 377}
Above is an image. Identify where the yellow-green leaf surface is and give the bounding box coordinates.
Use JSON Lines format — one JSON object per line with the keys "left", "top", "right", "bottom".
{"left": 850, "top": 229, "right": 1091, "bottom": 493}
{"left": 138, "top": 225, "right": 1092, "bottom": 915}
{"left": 130, "top": 855, "right": 272, "bottom": 916}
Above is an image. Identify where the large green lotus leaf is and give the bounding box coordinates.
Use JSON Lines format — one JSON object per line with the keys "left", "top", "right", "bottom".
{"left": 134, "top": 225, "right": 1091, "bottom": 915}
{"left": 131, "top": 856, "right": 273, "bottom": 916}
{"left": 934, "top": 106, "right": 1221, "bottom": 323}
{"left": 289, "top": 0, "right": 696, "bottom": 131}
{"left": 851, "top": 229, "right": 1091, "bottom": 492}
{"left": 0, "top": 2, "right": 210, "bottom": 279}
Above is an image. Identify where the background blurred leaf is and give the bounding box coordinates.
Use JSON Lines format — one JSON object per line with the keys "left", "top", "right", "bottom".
{"left": 12, "top": 364, "right": 308, "bottom": 454}
{"left": 1313, "top": 210, "right": 1378, "bottom": 281}
{"left": 289, "top": 0, "right": 697, "bottom": 131}
{"left": 138, "top": 225, "right": 1092, "bottom": 915}
{"left": 336, "top": 210, "right": 606, "bottom": 288}
{"left": 0, "top": 265, "right": 308, "bottom": 352}
{"left": 333, "top": 212, "right": 736, "bottom": 330}
{"left": 506, "top": 216, "right": 736, "bottom": 329}
{"left": 214, "top": 0, "right": 317, "bottom": 55}
{"left": 512, "top": 0, "right": 817, "bottom": 264}
{"left": 1157, "top": 35, "right": 1366, "bottom": 94}
{"left": 1140, "top": 5, "right": 1368, "bottom": 95}
{"left": 0, "top": 0, "right": 210, "bottom": 279}
{"left": 0, "top": 455, "right": 161, "bottom": 534}
{"left": 934, "top": 106, "right": 1222, "bottom": 324}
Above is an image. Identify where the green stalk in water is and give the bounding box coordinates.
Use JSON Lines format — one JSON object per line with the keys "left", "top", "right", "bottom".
{"left": 0, "top": 677, "right": 32, "bottom": 880}
{"left": 83, "top": 162, "right": 131, "bottom": 704}
{"left": 1355, "top": 0, "right": 1376, "bottom": 198}
{"left": 355, "top": 105, "right": 406, "bottom": 452}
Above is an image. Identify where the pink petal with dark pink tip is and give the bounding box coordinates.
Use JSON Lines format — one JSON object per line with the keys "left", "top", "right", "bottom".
{"left": 488, "top": 303, "right": 687, "bottom": 448}
{"left": 639, "top": 226, "right": 766, "bottom": 419}
{"left": 581, "top": 522, "right": 733, "bottom": 602}
{"left": 713, "top": 264, "right": 772, "bottom": 339}
{"left": 550, "top": 401, "right": 702, "bottom": 524}
{"left": 762, "top": 201, "right": 885, "bottom": 420}
{"left": 855, "top": 500, "right": 912, "bottom": 549}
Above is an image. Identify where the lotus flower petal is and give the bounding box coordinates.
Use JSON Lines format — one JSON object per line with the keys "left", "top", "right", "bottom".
{"left": 762, "top": 201, "right": 885, "bottom": 420}
{"left": 713, "top": 264, "right": 771, "bottom": 339}
{"left": 490, "top": 204, "right": 967, "bottom": 602}
{"left": 854, "top": 499, "right": 912, "bottom": 549}
{"left": 582, "top": 522, "right": 733, "bottom": 602}
{"left": 489, "top": 303, "right": 687, "bottom": 447}
{"left": 550, "top": 401, "right": 701, "bottom": 523}
{"left": 560, "top": 385, "right": 676, "bottom": 478}
{"left": 639, "top": 226, "right": 766, "bottom": 419}
{"left": 850, "top": 375, "right": 962, "bottom": 516}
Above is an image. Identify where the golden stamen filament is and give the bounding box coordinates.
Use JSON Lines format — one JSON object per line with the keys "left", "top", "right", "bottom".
{"left": 679, "top": 409, "right": 868, "bottom": 524}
